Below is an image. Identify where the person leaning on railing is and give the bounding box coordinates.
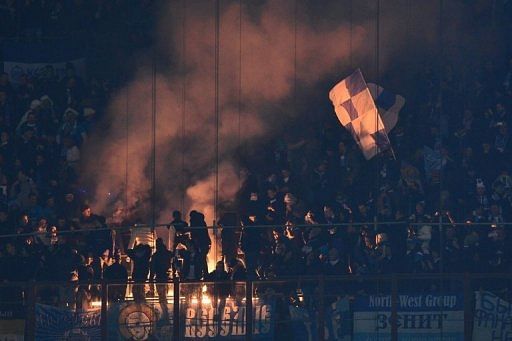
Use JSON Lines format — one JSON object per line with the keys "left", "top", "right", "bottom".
{"left": 103, "top": 249, "right": 128, "bottom": 302}
{"left": 126, "top": 243, "right": 151, "bottom": 302}
{"left": 150, "top": 238, "right": 173, "bottom": 320}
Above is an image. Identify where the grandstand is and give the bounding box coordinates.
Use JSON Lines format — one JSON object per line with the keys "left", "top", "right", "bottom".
{"left": 0, "top": 0, "right": 512, "bottom": 340}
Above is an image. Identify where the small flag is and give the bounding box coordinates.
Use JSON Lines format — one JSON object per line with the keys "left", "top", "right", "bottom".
{"left": 329, "top": 69, "right": 392, "bottom": 160}
{"left": 423, "top": 145, "right": 442, "bottom": 181}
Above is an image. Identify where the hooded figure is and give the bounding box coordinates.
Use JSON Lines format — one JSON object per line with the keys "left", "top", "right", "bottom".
{"left": 189, "top": 210, "right": 211, "bottom": 278}
{"left": 126, "top": 243, "right": 152, "bottom": 302}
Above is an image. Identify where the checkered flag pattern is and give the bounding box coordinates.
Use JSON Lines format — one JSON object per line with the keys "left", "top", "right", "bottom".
{"left": 329, "top": 69, "right": 392, "bottom": 160}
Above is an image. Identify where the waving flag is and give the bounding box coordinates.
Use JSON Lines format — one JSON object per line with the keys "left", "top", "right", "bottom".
{"left": 329, "top": 69, "right": 391, "bottom": 160}
{"left": 368, "top": 83, "right": 405, "bottom": 133}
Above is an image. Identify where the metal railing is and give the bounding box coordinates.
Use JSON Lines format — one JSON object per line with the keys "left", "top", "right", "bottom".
{"left": 1, "top": 273, "right": 511, "bottom": 340}
{"left": 0, "top": 219, "right": 509, "bottom": 277}
{"left": 0, "top": 219, "right": 508, "bottom": 238}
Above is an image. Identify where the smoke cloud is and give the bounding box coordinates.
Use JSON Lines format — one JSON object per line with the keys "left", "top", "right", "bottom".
{"left": 80, "top": 0, "right": 370, "bottom": 225}
{"left": 77, "top": 0, "right": 503, "bottom": 271}
{"left": 81, "top": 0, "right": 491, "bottom": 226}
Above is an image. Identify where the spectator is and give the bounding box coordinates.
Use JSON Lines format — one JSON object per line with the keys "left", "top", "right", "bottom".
{"left": 126, "top": 243, "right": 151, "bottom": 302}
{"left": 9, "top": 169, "right": 37, "bottom": 209}
{"left": 79, "top": 204, "right": 111, "bottom": 257}
{"left": 323, "top": 248, "right": 347, "bottom": 276}
{"left": 104, "top": 249, "right": 128, "bottom": 302}
{"left": 150, "top": 238, "right": 173, "bottom": 283}
{"left": 179, "top": 240, "right": 204, "bottom": 280}
{"left": 150, "top": 238, "right": 173, "bottom": 320}
{"left": 240, "top": 216, "right": 262, "bottom": 279}
{"left": 219, "top": 212, "right": 238, "bottom": 266}
{"left": 189, "top": 210, "right": 211, "bottom": 278}
{"left": 170, "top": 210, "right": 188, "bottom": 249}
{"left": 205, "top": 260, "right": 230, "bottom": 298}
{"left": 227, "top": 257, "right": 247, "bottom": 281}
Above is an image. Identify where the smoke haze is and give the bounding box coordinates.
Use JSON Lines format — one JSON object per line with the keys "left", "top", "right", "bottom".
{"left": 81, "top": 0, "right": 368, "bottom": 224}
{"left": 81, "top": 0, "right": 497, "bottom": 226}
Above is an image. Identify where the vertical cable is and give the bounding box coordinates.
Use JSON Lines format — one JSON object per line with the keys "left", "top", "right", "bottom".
{"left": 406, "top": 0, "right": 411, "bottom": 134}
{"left": 437, "top": 4, "right": 446, "bottom": 337}
{"left": 438, "top": 0, "right": 445, "bottom": 274}
{"left": 214, "top": 0, "right": 220, "bottom": 225}
{"left": 125, "top": 81, "right": 129, "bottom": 222}
{"left": 406, "top": 0, "right": 411, "bottom": 64}
{"left": 181, "top": 0, "right": 187, "bottom": 214}
{"left": 375, "top": 0, "right": 380, "bottom": 108}
{"left": 374, "top": 0, "right": 380, "bottom": 224}
{"left": 151, "top": 47, "right": 157, "bottom": 228}
{"left": 213, "top": 0, "right": 221, "bottom": 268}
{"left": 349, "top": 0, "right": 353, "bottom": 70}
{"left": 294, "top": 0, "right": 298, "bottom": 118}
{"left": 238, "top": 0, "right": 242, "bottom": 191}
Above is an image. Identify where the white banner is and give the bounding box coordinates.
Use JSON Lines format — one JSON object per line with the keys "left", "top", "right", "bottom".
{"left": 2, "top": 39, "right": 86, "bottom": 85}
{"left": 4, "top": 59, "right": 85, "bottom": 85}
{"left": 353, "top": 294, "right": 464, "bottom": 341}
{"left": 473, "top": 291, "right": 512, "bottom": 340}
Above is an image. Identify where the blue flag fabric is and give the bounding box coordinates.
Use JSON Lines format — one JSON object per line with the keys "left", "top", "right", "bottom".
{"left": 368, "top": 83, "right": 406, "bottom": 133}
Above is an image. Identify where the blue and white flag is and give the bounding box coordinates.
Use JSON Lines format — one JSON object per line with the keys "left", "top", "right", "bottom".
{"left": 423, "top": 145, "right": 442, "bottom": 180}
{"left": 474, "top": 291, "right": 512, "bottom": 340}
{"left": 35, "top": 304, "right": 101, "bottom": 340}
{"left": 2, "top": 39, "right": 86, "bottom": 85}
{"left": 368, "top": 83, "right": 405, "bottom": 133}
{"left": 329, "top": 69, "right": 391, "bottom": 160}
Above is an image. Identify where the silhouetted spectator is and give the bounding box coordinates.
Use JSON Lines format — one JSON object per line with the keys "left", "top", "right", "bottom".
{"left": 189, "top": 210, "right": 211, "bottom": 277}
{"left": 104, "top": 249, "right": 128, "bottom": 302}
{"left": 126, "top": 243, "right": 151, "bottom": 302}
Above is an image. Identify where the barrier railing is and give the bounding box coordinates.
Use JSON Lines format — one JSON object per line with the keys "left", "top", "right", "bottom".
{"left": 1, "top": 273, "right": 511, "bottom": 340}
{"left": 0, "top": 220, "right": 508, "bottom": 289}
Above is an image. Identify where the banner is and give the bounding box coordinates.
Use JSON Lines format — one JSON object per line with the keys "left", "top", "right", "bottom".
{"left": 289, "top": 305, "right": 317, "bottom": 341}
{"left": 0, "top": 304, "right": 25, "bottom": 341}
{"left": 353, "top": 294, "right": 464, "bottom": 341}
{"left": 108, "top": 297, "right": 274, "bottom": 340}
{"left": 2, "top": 39, "right": 86, "bottom": 85}
{"left": 108, "top": 301, "right": 170, "bottom": 341}
{"left": 473, "top": 291, "right": 512, "bottom": 340}
{"left": 289, "top": 296, "right": 351, "bottom": 341}
{"left": 35, "top": 304, "right": 101, "bottom": 340}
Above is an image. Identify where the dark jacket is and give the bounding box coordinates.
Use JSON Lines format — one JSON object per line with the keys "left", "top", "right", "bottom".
{"left": 127, "top": 244, "right": 151, "bottom": 282}
{"left": 150, "top": 247, "right": 173, "bottom": 282}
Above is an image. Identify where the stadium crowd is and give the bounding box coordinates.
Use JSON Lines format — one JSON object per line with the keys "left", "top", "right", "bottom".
{"left": 0, "top": 0, "right": 154, "bottom": 39}
{"left": 0, "top": 1, "right": 511, "bottom": 301}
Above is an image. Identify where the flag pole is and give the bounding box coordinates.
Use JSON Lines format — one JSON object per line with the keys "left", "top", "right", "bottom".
{"left": 378, "top": 109, "right": 397, "bottom": 161}
{"left": 390, "top": 146, "right": 397, "bottom": 161}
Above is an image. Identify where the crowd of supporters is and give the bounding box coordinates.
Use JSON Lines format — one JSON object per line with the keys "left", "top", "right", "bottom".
{"left": 0, "top": 0, "right": 148, "bottom": 287}
{"left": 0, "top": 0, "right": 154, "bottom": 39}
{"left": 0, "top": 1, "right": 511, "bottom": 303}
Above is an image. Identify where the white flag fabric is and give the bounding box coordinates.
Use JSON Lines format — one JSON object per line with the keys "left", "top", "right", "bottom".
{"left": 368, "top": 83, "right": 405, "bottom": 133}
{"left": 329, "top": 69, "right": 391, "bottom": 160}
